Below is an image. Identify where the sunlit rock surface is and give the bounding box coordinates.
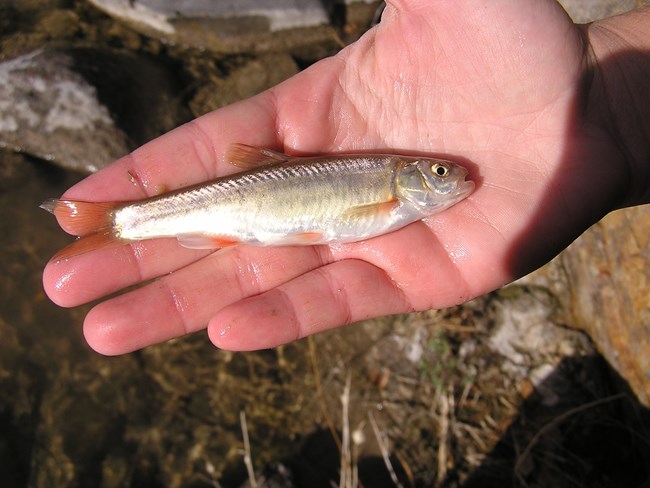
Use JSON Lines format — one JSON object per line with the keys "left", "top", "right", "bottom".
{"left": 87, "top": 0, "right": 344, "bottom": 54}
{"left": 0, "top": 49, "right": 128, "bottom": 173}
{"left": 523, "top": 206, "right": 650, "bottom": 405}
{"left": 89, "top": 0, "right": 330, "bottom": 33}
{"left": 189, "top": 53, "right": 299, "bottom": 117}
{"left": 559, "top": 0, "right": 648, "bottom": 22}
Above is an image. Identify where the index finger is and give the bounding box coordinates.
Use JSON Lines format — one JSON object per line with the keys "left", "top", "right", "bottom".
{"left": 61, "top": 97, "right": 282, "bottom": 203}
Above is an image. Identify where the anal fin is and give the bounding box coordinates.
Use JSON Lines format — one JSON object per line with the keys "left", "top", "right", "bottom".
{"left": 177, "top": 234, "right": 239, "bottom": 249}
{"left": 290, "top": 231, "right": 325, "bottom": 244}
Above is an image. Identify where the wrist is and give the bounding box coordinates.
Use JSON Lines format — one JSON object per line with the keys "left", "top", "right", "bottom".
{"left": 580, "top": 7, "right": 650, "bottom": 207}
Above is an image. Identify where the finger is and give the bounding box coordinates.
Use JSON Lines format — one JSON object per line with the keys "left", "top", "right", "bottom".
{"left": 82, "top": 244, "right": 330, "bottom": 355}
{"left": 207, "top": 259, "right": 412, "bottom": 351}
{"left": 206, "top": 216, "right": 493, "bottom": 352}
{"left": 205, "top": 221, "right": 480, "bottom": 352}
{"left": 60, "top": 99, "right": 282, "bottom": 203}
{"left": 329, "top": 219, "right": 484, "bottom": 307}
{"left": 43, "top": 238, "right": 215, "bottom": 307}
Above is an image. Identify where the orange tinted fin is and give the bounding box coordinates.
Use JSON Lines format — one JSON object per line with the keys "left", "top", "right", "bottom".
{"left": 340, "top": 199, "right": 399, "bottom": 221}
{"left": 225, "top": 144, "right": 289, "bottom": 170}
{"left": 291, "top": 231, "right": 324, "bottom": 244}
{"left": 40, "top": 199, "right": 117, "bottom": 237}
{"left": 177, "top": 234, "right": 240, "bottom": 249}
{"left": 51, "top": 231, "right": 126, "bottom": 261}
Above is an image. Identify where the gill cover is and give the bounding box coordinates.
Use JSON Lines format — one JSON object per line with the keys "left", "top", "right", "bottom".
{"left": 395, "top": 158, "right": 472, "bottom": 211}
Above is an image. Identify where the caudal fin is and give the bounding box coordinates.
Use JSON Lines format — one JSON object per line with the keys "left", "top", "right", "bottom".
{"left": 40, "top": 199, "right": 117, "bottom": 236}
{"left": 40, "top": 199, "right": 125, "bottom": 260}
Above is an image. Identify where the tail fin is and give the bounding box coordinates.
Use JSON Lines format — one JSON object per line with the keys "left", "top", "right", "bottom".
{"left": 40, "top": 199, "right": 126, "bottom": 261}
{"left": 40, "top": 199, "right": 117, "bottom": 236}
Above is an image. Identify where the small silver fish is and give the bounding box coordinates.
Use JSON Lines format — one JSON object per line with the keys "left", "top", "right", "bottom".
{"left": 41, "top": 144, "right": 474, "bottom": 260}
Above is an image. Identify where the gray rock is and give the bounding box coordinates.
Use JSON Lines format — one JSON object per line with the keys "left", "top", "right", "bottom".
{"left": 558, "top": 0, "right": 650, "bottom": 23}
{"left": 0, "top": 48, "right": 189, "bottom": 173}
{"left": 520, "top": 205, "right": 650, "bottom": 407}
{"left": 485, "top": 286, "right": 592, "bottom": 407}
{"left": 87, "top": 0, "right": 341, "bottom": 54}
{"left": 189, "top": 53, "right": 299, "bottom": 117}
{"left": 89, "top": 0, "right": 330, "bottom": 33}
{"left": 0, "top": 49, "right": 128, "bottom": 173}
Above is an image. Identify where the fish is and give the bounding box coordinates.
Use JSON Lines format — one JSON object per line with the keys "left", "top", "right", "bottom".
{"left": 41, "top": 144, "right": 474, "bottom": 261}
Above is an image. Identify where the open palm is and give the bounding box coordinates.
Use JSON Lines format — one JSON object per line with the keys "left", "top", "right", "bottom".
{"left": 43, "top": 0, "right": 626, "bottom": 354}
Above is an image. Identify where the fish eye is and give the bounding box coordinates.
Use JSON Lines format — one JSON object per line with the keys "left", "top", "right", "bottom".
{"left": 432, "top": 163, "right": 449, "bottom": 178}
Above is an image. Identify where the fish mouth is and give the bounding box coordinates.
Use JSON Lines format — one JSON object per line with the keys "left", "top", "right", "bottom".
{"left": 455, "top": 167, "right": 474, "bottom": 196}
{"left": 438, "top": 177, "right": 474, "bottom": 207}
{"left": 459, "top": 179, "right": 475, "bottom": 195}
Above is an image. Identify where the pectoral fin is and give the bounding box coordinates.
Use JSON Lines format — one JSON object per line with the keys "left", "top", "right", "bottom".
{"left": 339, "top": 199, "right": 399, "bottom": 221}
{"left": 225, "top": 144, "right": 289, "bottom": 170}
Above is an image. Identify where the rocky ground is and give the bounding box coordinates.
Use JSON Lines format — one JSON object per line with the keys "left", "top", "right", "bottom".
{"left": 1, "top": 1, "right": 649, "bottom": 487}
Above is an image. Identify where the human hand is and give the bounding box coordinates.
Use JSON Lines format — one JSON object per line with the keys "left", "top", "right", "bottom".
{"left": 43, "top": 0, "right": 630, "bottom": 354}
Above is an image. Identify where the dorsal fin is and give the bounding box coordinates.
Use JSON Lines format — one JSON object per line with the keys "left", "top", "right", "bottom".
{"left": 225, "top": 144, "right": 289, "bottom": 170}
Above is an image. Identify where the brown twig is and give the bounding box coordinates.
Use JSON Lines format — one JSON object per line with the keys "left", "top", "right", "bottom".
{"left": 239, "top": 410, "right": 257, "bottom": 488}
{"left": 368, "top": 410, "right": 403, "bottom": 488}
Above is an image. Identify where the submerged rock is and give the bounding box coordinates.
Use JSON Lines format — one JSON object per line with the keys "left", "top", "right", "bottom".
{"left": 0, "top": 48, "right": 188, "bottom": 173}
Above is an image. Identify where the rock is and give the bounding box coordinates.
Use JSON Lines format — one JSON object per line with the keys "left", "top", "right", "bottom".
{"left": 558, "top": 0, "right": 650, "bottom": 23}
{"left": 488, "top": 288, "right": 583, "bottom": 372}
{"left": 521, "top": 206, "right": 650, "bottom": 406}
{"left": 339, "top": 1, "right": 384, "bottom": 41}
{"left": 189, "top": 53, "right": 299, "bottom": 117}
{"left": 484, "top": 286, "right": 593, "bottom": 406}
{"left": 0, "top": 48, "right": 188, "bottom": 173}
{"left": 0, "top": 49, "right": 125, "bottom": 173}
{"left": 91, "top": 0, "right": 330, "bottom": 33}
{"left": 0, "top": 0, "right": 69, "bottom": 13}
{"left": 87, "top": 0, "right": 341, "bottom": 55}
{"left": 35, "top": 9, "right": 81, "bottom": 39}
